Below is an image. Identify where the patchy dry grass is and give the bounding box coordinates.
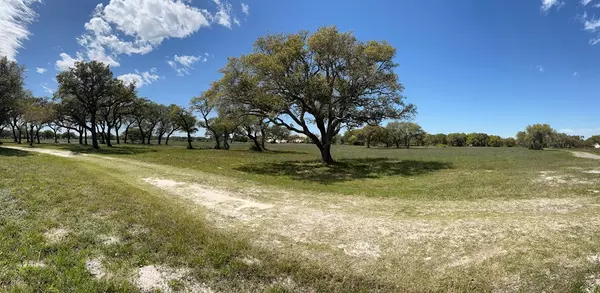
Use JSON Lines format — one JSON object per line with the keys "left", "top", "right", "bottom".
{"left": 4, "top": 144, "right": 600, "bottom": 292}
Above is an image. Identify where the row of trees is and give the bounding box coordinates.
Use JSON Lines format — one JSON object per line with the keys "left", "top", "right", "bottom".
{"left": 340, "top": 123, "right": 517, "bottom": 148}
{"left": 338, "top": 123, "right": 595, "bottom": 150}
{"left": 3, "top": 26, "right": 418, "bottom": 164}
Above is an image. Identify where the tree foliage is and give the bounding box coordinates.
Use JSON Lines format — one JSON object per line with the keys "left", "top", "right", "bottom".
{"left": 210, "top": 26, "right": 416, "bottom": 163}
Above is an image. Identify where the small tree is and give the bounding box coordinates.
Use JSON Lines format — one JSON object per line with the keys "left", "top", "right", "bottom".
{"left": 488, "top": 135, "right": 504, "bottom": 147}
{"left": 172, "top": 106, "right": 197, "bottom": 149}
{"left": 504, "top": 137, "right": 516, "bottom": 147}
{"left": 447, "top": 133, "right": 467, "bottom": 147}
{"left": 522, "top": 124, "right": 555, "bottom": 150}
{"left": 386, "top": 121, "right": 423, "bottom": 149}
{"left": 57, "top": 61, "right": 115, "bottom": 149}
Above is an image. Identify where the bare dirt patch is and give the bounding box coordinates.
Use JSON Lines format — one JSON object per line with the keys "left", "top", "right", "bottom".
{"left": 99, "top": 235, "right": 120, "bottom": 245}
{"left": 20, "top": 261, "right": 46, "bottom": 268}
{"left": 1, "top": 146, "right": 79, "bottom": 158}
{"left": 134, "top": 265, "right": 213, "bottom": 293}
{"left": 85, "top": 258, "right": 106, "bottom": 279}
{"left": 44, "top": 228, "right": 69, "bottom": 244}
{"left": 143, "top": 178, "right": 272, "bottom": 221}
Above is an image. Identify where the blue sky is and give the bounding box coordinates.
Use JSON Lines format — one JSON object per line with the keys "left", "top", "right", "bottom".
{"left": 3, "top": 0, "right": 600, "bottom": 138}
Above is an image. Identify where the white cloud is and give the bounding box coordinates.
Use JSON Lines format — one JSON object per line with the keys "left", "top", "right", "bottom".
{"left": 167, "top": 54, "right": 207, "bottom": 76}
{"left": 117, "top": 68, "right": 160, "bottom": 88}
{"left": 584, "top": 18, "right": 600, "bottom": 31}
{"left": 536, "top": 65, "right": 544, "bottom": 72}
{"left": 55, "top": 52, "right": 83, "bottom": 71}
{"left": 233, "top": 17, "right": 241, "bottom": 26}
{"left": 582, "top": 0, "right": 593, "bottom": 5}
{"left": 573, "top": 71, "right": 579, "bottom": 76}
{"left": 559, "top": 128, "right": 600, "bottom": 138}
{"left": 0, "top": 0, "right": 40, "bottom": 60}
{"left": 57, "top": 0, "right": 235, "bottom": 69}
{"left": 41, "top": 83, "right": 54, "bottom": 94}
{"left": 36, "top": 67, "right": 46, "bottom": 74}
{"left": 241, "top": 2, "right": 249, "bottom": 15}
{"left": 212, "top": 0, "right": 232, "bottom": 28}
{"left": 541, "top": 0, "right": 564, "bottom": 11}
{"left": 590, "top": 37, "right": 600, "bottom": 45}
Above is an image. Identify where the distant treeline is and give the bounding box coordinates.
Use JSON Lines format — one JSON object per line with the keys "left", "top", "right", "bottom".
{"left": 339, "top": 122, "right": 597, "bottom": 149}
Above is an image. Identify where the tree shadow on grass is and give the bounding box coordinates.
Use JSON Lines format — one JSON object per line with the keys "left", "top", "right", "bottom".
{"left": 0, "top": 147, "right": 31, "bottom": 157}
{"left": 236, "top": 158, "right": 453, "bottom": 184}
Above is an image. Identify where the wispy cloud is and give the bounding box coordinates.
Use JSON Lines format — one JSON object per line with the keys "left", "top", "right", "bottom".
{"left": 36, "top": 67, "right": 46, "bottom": 74}
{"left": 541, "top": 0, "right": 564, "bottom": 11}
{"left": 536, "top": 65, "right": 544, "bottom": 72}
{"left": 241, "top": 2, "right": 249, "bottom": 15}
{"left": 559, "top": 127, "right": 600, "bottom": 138}
{"left": 0, "top": 0, "right": 40, "bottom": 60}
{"left": 573, "top": 71, "right": 579, "bottom": 76}
{"left": 41, "top": 83, "right": 54, "bottom": 94}
{"left": 167, "top": 54, "right": 208, "bottom": 76}
{"left": 117, "top": 68, "right": 160, "bottom": 88}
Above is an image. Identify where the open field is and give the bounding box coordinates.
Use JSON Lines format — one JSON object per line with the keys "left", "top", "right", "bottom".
{"left": 3, "top": 143, "right": 600, "bottom": 292}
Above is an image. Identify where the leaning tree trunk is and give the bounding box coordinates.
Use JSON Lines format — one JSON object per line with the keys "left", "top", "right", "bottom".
{"left": 251, "top": 136, "right": 263, "bottom": 152}
{"left": 165, "top": 129, "right": 176, "bottom": 146}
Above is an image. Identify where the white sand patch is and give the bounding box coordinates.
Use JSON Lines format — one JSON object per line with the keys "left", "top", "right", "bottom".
{"left": 143, "top": 178, "right": 273, "bottom": 220}
{"left": 44, "top": 228, "right": 69, "bottom": 243}
{"left": 85, "top": 258, "right": 106, "bottom": 279}
{"left": 583, "top": 275, "right": 600, "bottom": 293}
{"left": 337, "top": 241, "right": 381, "bottom": 258}
{"left": 239, "top": 256, "right": 262, "bottom": 266}
{"left": 584, "top": 170, "right": 600, "bottom": 174}
{"left": 1, "top": 146, "right": 78, "bottom": 158}
{"left": 588, "top": 254, "right": 600, "bottom": 264}
{"left": 270, "top": 276, "right": 298, "bottom": 291}
{"left": 534, "top": 171, "right": 594, "bottom": 185}
{"left": 134, "top": 265, "right": 214, "bottom": 293}
{"left": 572, "top": 151, "right": 600, "bottom": 160}
{"left": 588, "top": 190, "right": 600, "bottom": 194}
{"left": 446, "top": 247, "right": 507, "bottom": 268}
{"left": 99, "top": 235, "right": 120, "bottom": 245}
{"left": 21, "top": 261, "right": 46, "bottom": 268}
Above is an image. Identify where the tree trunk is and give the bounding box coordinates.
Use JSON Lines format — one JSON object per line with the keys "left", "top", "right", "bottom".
{"left": 366, "top": 138, "right": 371, "bottom": 148}
{"left": 319, "top": 144, "right": 334, "bottom": 165}
{"left": 124, "top": 126, "right": 130, "bottom": 144}
{"left": 29, "top": 125, "right": 34, "bottom": 147}
{"left": 106, "top": 126, "right": 113, "bottom": 147}
{"left": 90, "top": 116, "right": 99, "bottom": 149}
{"left": 251, "top": 136, "right": 263, "bottom": 152}
{"left": 84, "top": 130, "right": 88, "bottom": 145}
{"left": 140, "top": 128, "right": 146, "bottom": 144}
{"left": 54, "top": 130, "right": 58, "bottom": 143}
{"left": 165, "top": 129, "right": 176, "bottom": 146}
{"left": 17, "top": 127, "right": 22, "bottom": 144}
{"left": 115, "top": 127, "right": 120, "bottom": 144}
{"left": 157, "top": 133, "right": 163, "bottom": 145}
{"left": 11, "top": 125, "right": 17, "bottom": 143}
{"left": 186, "top": 132, "right": 193, "bottom": 149}
{"left": 36, "top": 129, "right": 41, "bottom": 144}
{"left": 214, "top": 134, "right": 221, "bottom": 149}
{"left": 260, "top": 128, "right": 267, "bottom": 150}
{"left": 67, "top": 129, "right": 71, "bottom": 144}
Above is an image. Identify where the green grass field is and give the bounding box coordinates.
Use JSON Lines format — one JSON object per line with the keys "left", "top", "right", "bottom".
{"left": 2, "top": 141, "right": 600, "bottom": 292}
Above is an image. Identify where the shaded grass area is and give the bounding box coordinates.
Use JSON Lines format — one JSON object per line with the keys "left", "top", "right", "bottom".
{"left": 0, "top": 147, "right": 400, "bottom": 292}
{"left": 237, "top": 158, "right": 453, "bottom": 184}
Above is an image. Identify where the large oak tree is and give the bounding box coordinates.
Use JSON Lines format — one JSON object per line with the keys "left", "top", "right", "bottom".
{"left": 214, "top": 26, "right": 416, "bottom": 164}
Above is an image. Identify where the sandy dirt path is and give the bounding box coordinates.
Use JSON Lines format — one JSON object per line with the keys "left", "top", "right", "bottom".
{"left": 5, "top": 145, "right": 600, "bottom": 291}
{"left": 572, "top": 151, "right": 600, "bottom": 160}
